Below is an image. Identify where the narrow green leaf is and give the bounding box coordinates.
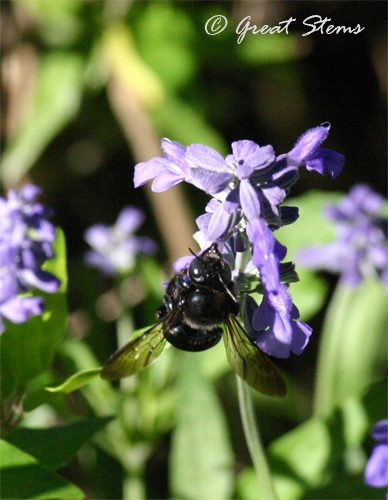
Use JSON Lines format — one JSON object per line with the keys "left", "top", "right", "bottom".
{"left": 0, "top": 440, "right": 84, "bottom": 500}
{"left": 169, "top": 353, "right": 234, "bottom": 500}
{"left": 5, "top": 417, "right": 113, "bottom": 470}
{"left": 1, "top": 52, "right": 84, "bottom": 186}
{"left": 45, "top": 368, "right": 102, "bottom": 394}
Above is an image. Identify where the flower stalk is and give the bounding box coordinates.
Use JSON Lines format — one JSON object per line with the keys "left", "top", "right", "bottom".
{"left": 237, "top": 376, "right": 278, "bottom": 500}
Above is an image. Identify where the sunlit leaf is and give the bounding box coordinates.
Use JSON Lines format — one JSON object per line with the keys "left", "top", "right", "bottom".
{"left": 269, "top": 418, "right": 331, "bottom": 490}
{"left": 102, "top": 23, "right": 164, "bottom": 109}
{"left": 238, "top": 34, "right": 301, "bottom": 65}
{"left": 45, "top": 368, "right": 102, "bottom": 394}
{"left": 134, "top": 2, "right": 197, "bottom": 90}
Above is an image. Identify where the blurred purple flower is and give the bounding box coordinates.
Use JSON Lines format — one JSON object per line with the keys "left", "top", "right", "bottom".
{"left": 0, "top": 185, "right": 60, "bottom": 334}
{"left": 298, "top": 184, "right": 388, "bottom": 289}
{"left": 84, "top": 206, "right": 157, "bottom": 275}
{"left": 365, "top": 420, "right": 388, "bottom": 492}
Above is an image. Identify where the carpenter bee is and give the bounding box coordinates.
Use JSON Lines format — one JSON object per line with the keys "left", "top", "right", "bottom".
{"left": 101, "top": 243, "right": 286, "bottom": 397}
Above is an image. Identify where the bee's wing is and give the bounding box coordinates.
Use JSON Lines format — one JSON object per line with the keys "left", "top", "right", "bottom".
{"left": 223, "top": 315, "right": 287, "bottom": 398}
{"left": 101, "top": 320, "right": 167, "bottom": 380}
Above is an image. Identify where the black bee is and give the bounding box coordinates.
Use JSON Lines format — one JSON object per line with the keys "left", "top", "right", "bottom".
{"left": 101, "top": 243, "right": 286, "bottom": 397}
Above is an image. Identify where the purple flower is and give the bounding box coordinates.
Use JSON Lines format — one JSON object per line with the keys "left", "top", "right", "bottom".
{"left": 365, "top": 420, "right": 388, "bottom": 492}
{"left": 134, "top": 139, "right": 191, "bottom": 192}
{"left": 244, "top": 284, "right": 312, "bottom": 359}
{"left": 281, "top": 123, "right": 345, "bottom": 178}
{"left": 0, "top": 185, "right": 60, "bottom": 334}
{"left": 298, "top": 184, "right": 388, "bottom": 289}
{"left": 133, "top": 125, "right": 344, "bottom": 360}
{"left": 84, "top": 206, "right": 157, "bottom": 275}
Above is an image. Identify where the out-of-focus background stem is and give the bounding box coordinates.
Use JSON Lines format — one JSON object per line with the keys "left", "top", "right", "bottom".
{"left": 107, "top": 75, "right": 196, "bottom": 264}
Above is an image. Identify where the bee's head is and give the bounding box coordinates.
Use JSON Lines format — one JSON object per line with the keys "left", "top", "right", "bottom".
{"left": 188, "top": 244, "right": 232, "bottom": 288}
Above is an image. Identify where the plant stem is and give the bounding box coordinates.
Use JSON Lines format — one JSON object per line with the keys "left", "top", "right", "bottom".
{"left": 122, "top": 445, "right": 150, "bottom": 500}
{"left": 237, "top": 376, "right": 278, "bottom": 500}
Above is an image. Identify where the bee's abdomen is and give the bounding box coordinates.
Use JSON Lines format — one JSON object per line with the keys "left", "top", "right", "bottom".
{"left": 184, "top": 289, "right": 231, "bottom": 328}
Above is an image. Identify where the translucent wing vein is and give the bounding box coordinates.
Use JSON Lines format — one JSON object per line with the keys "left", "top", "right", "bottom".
{"left": 224, "top": 315, "right": 287, "bottom": 398}
{"left": 101, "top": 322, "right": 167, "bottom": 380}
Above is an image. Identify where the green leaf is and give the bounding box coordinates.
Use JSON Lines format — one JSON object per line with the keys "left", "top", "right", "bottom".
{"left": 0, "top": 228, "right": 68, "bottom": 398}
{"left": 45, "top": 368, "right": 102, "bottom": 394}
{"left": 287, "top": 269, "right": 328, "bottom": 321}
{"left": 314, "top": 279, "right": 387, "bottom": 417}
{"left": 269, "top": 418, "right": 331, "bottom": 490}
{"left": 277, "top": 191, "right": 342, "bottom": 258}
{"left": 0, "top": 440, "right": 84, "bottom": 500}
{"left": 57, "top": 339, "right": 118, "bottom": 415}
{"left": 135, "top": 2, "right": 197, "bottom": 90}
{"left": 1, "top": 52, "right": 84, "bottom": 186}
{"left": 276, "top": 191, "right": 342, "bottom": 319}
{"left": 153, "top": 94, "right": 227, "bottom": 154}
{"left": 238, "top": 34, "right": 300, "bottom": 65}
{"left": 5, "top": 417, "right": 113, "bottom": 470}
{"left": 169, "top": 353, "right": 234, "bottom": 500}
{"left": 237, "top": 467, "right": 304, "bottom": 500}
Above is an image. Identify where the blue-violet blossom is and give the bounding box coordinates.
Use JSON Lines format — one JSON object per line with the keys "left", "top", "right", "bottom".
{"left": 0, "top": 184, "right": 60, "bottom": 334}
{"left": 298, "top": 184, "right": 388, "bottom": 290}
{"left": 134, "top": 124, "right": 344, "bottom": 358}
{"left": 364, "top": 420, "right": 388, "bottom": 493}
{"left": 84, "top": 206, "right": 157, "bottom": 276}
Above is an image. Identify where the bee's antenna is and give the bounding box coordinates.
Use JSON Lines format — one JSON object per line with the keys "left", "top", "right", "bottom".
{"left": 216, "top": 271, "right": 238, "bottom": 303}
{"left": 189, "top": 247, "right": 205, "bottom": 261}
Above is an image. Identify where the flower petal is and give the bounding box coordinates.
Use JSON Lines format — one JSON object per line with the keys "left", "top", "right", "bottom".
{"left": 287, "top": 124, "right": 330, "bottom": 166}
{"left": 246, "top": 218, "right": 281, "bottom": 295}
{"left": 84, "top": 225, "right": 110, "bottom": 249}
{"left": 0, "top": 296, "right": 44, "bottom": 323}
{"left": 240, "top": 180, "right": 261, "bottom": 220}
{"left": 174, "top": 255, "right": 195, "bottom": 272}
{"left": 187, "top": 167, "right": 231, "bottom": 195}
{"left": 18, "top": 268, "right": 61, "bottom": 293}
{"left": 161, "top": 139, "right": 188, "bottom": 171}
{"left": 116, "top": 207, "right": 144, "bottom": 234}
{"left": 134, "top": 158, "right": 169, "bottom": 188}
{"left": 365, "top": 443, "right": 388, "bottom": 488}
{"left": 305, "top": 148, "right": 345, "bottom": 178}
{"left": 186, "top": 144, "right": 227, "bottom": 172}
{"left": 207, "top": 203, "right": 233, "bottom": 241}
{"left": 151, "top": 169, "right": 185, "bottom": 192}
{"left": 231, "top": 141, "right": 275, "bottom": 169}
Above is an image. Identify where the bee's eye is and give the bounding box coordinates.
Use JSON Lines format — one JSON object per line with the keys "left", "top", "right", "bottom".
{"left": 189, "top": 258, "right": 206, "bottom": 284}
